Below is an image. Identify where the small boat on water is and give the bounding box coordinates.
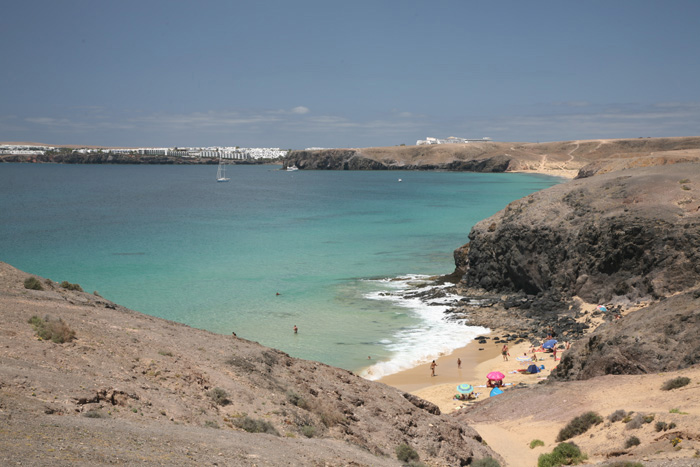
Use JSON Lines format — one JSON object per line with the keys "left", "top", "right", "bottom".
{"left": 286, "top": 165, "right": 299, "bottom": 172}
{"left": 216, "top": 158, "right": 230, "bottom": 182}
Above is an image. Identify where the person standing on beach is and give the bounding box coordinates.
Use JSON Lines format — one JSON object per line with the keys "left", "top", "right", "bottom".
{"left": 457, "top": 358, "right": 462, "bottom": 369}
{"left": 502, "top": 344, "right": 509, "bottom": 361}
{"left": 430, "top": 360, "right": 437, "bottom": 377}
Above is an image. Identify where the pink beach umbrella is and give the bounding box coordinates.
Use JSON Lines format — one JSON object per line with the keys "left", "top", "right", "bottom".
{"left": 487, "top": 371, "right": 505, "bottom": 381}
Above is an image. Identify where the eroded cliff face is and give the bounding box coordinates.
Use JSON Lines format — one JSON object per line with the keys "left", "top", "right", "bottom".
{"left": 456, "top": 163, "right": 700, "bottom": 306}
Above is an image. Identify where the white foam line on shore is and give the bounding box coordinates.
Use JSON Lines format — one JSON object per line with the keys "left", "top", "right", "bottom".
{"left": 358, "top": 275, "right": 488, "bottom": 381}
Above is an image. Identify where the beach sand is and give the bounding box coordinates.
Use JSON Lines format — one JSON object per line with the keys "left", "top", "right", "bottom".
{"left": 379, "top": 330, "right": 565, "bottom": 414}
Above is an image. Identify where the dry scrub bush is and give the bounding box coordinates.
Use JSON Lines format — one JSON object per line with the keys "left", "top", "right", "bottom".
{"left": 233, "top": 416, "right": 279, "bottom": 436}
{"left": 28, "top": 315, "right": 76, "bottom": 343}
{"left": 395, "top": 443, "right": 419, "bottom": 463}
{"left": 24, "top": 277, "right": 43, "bottom": 290}
{"left": 608, "top": 409, "right": 627, "bottom": 422}
{"left": 207, "top": 387, "right": 231, "bottom": 406}
{"left": 60, "top": 281, "right": 83, "bottom": 292}
{"left": 624, "top": 436, "right": 640, "bottom": 448}
{"left": 556, "top": 412, "right": 602, "bottom": 442}
{"left": 662, "top": 376, "right": 690, "bottom": 391}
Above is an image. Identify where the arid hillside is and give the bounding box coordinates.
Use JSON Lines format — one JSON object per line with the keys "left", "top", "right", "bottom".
{"left": 0, "top": 262, "right": 496, "bottom": 466}
{"left": 285, "top": 136, "right": 700, "bottom": 178}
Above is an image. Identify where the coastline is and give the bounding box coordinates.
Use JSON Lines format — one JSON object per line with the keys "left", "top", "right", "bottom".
{"left": 378, "top": 329, "right": 564, "bottom": 414}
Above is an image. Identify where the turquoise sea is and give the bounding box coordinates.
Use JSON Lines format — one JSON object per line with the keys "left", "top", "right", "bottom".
{"left": 0, "top": 164, "right": 561, "bottom": 377}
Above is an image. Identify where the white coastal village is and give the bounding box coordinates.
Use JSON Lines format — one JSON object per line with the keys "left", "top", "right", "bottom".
{"left": 0, "top": 136, "right": 492, "bottom": 159}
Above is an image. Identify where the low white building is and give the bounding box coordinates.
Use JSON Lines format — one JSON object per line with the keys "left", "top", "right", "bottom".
{"left": 416, "top": 136, "right": 492, "bottom": 145}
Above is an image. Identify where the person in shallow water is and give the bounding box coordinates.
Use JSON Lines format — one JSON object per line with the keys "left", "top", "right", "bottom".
{"left": 293, "top": 325, "right": 298, "bottom": 334}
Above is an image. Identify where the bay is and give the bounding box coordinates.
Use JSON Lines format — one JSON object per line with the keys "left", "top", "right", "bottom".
{"left": 0, "top": 164, "right": 561, "bottom": 375}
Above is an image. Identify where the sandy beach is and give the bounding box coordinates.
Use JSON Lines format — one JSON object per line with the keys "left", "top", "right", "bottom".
{"left": 379, "top": 330, "right": 565, "bottom": 414}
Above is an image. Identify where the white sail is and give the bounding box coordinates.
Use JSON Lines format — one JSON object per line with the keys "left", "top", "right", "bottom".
{"left": 217, "top": 158, "right": 230, "bottom": 182}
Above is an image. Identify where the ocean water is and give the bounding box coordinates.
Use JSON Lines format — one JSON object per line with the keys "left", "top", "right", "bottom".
{"left": 0, "top": 164, "right": 561, "bottom": 377}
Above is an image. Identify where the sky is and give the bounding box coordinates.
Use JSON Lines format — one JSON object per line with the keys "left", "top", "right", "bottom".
{"left": 2, "top": 0, "right": 700, "bottom": 149}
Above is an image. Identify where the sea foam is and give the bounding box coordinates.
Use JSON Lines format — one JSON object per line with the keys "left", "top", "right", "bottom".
{"left": 359, "top": 275, "right": 488, "bottom": 380}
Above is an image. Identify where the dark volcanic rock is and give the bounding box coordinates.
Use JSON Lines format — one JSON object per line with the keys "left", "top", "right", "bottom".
{"left": 551, "top": 288, "right": 700, "bottom": 380}
{"left": 285, "top": 149, "right": 388, "bottom": 170}
{"left": 284, "top": 149, "right": 515, "bottom": 172}
{"left": 456, "top": 163, "right": 700, "bottom": 305}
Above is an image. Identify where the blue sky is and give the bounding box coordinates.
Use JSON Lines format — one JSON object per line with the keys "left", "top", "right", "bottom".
{"left": 2, "top": 0, "right": 699, "bottom": 149}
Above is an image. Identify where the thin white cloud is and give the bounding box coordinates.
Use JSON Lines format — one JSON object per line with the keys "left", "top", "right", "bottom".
{"left": 291, "top": 106, "right": 310, "bottom": 115}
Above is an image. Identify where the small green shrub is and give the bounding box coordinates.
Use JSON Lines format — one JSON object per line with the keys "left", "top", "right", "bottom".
{"left": 472, "top": 458, "right": 501, "bottom": 467}
{"left": 300, "top": 425, "right": 316, "bottom": 438}
{"left": 24, "top": 277, "right": 44, "bottom": 290}
{"left": 556, "top": 411, "right": 603, "bottom": 442}
{"left": 608, "top": 409, "right": 627, "bottom": 422}
{"left": 204, "top": 420, "right": 219, "bottom": 429}
{"left": 60, "top": 281, "right": 83, "bottom": 292}
{"left": 233, "top": 416, "right": 279, "bottom": 436}
{"left": 624, "top": 436, "right": 640, "bottom": 448}
{"left": 158, "top": 350, "right": 173, "bottom": 357}
{"left": 207, "top": 387, "right": 231, "bottom": 406}
{"left": 662, "top": 376, "right": 691, "bottom": 391}
{"left": 530, "top": 439, "right": 545, "bottom": 449}
{"left": 396, "top": 443, "right": 419, "bottom": 463}
{"left": 538, "top": 442, "right": 587, "bottom": 467}
{"left": 670, "top": 408, "right": 688, "bottom": 414}
{"left": 679, "top": 179, "right": 690, "bottom": 184}
{"left": 655, "top": 421, "right": 668, "bottom": 432}
{"left": 28, "top": 315, "right": 76, "bottom": 343}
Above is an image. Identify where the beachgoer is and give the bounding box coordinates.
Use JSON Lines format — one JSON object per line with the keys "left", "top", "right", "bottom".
{"left": 486, "top": 379, "right": 495, "bottom": 388}
{"left": 457, "top": 358, "right": 462, "bottom": 369}
{"left": 553, "top": 346, "right": 557, "bottom": 360}
{"left": 293, "top": 325, "right": 298, "bottom": 334}
{"left": 367, "top": 356, "right": 371, "bottom": 359}
{"left": 501, "top": 344, "right": 509, "bottom": 361}
{"left": 430, "top": 360, "right": 437, "bottom": 377}
{"left": 231, "top": 331, "right": 237, "bottom": 337}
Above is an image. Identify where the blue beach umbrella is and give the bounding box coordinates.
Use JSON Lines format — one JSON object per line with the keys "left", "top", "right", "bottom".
{"left": 456, "top": 383, "right": 474, "bottom": 394}
{"left": 543, "top": 339, "right": 558, "bottom": 350}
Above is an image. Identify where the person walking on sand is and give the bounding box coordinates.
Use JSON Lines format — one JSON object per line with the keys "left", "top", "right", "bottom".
{"left": 430, "top": 360, "right": 438, "bottom": 377}
{"left": 293, "top": 325, "right": 298, "bottom": 334}
{"left": 502, "top": 344, "right": 509, "bottom": 361}
{"left": 457, "top": 358, "right": 462, "bottom": 369}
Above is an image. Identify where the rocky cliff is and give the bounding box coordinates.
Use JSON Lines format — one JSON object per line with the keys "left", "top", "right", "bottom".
{"left": 456, "top": 163, "right": 700, "bottom": 307}
{"left": 284, "top": 137, "right": 700, "bottom": 175}
{"left": 0, "top": 262, "right": 497, "bottom": 466}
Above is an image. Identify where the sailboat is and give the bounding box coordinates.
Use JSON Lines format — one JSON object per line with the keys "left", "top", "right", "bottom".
{"left": 216, "top": 157, "right": 230, "bottom": 182}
